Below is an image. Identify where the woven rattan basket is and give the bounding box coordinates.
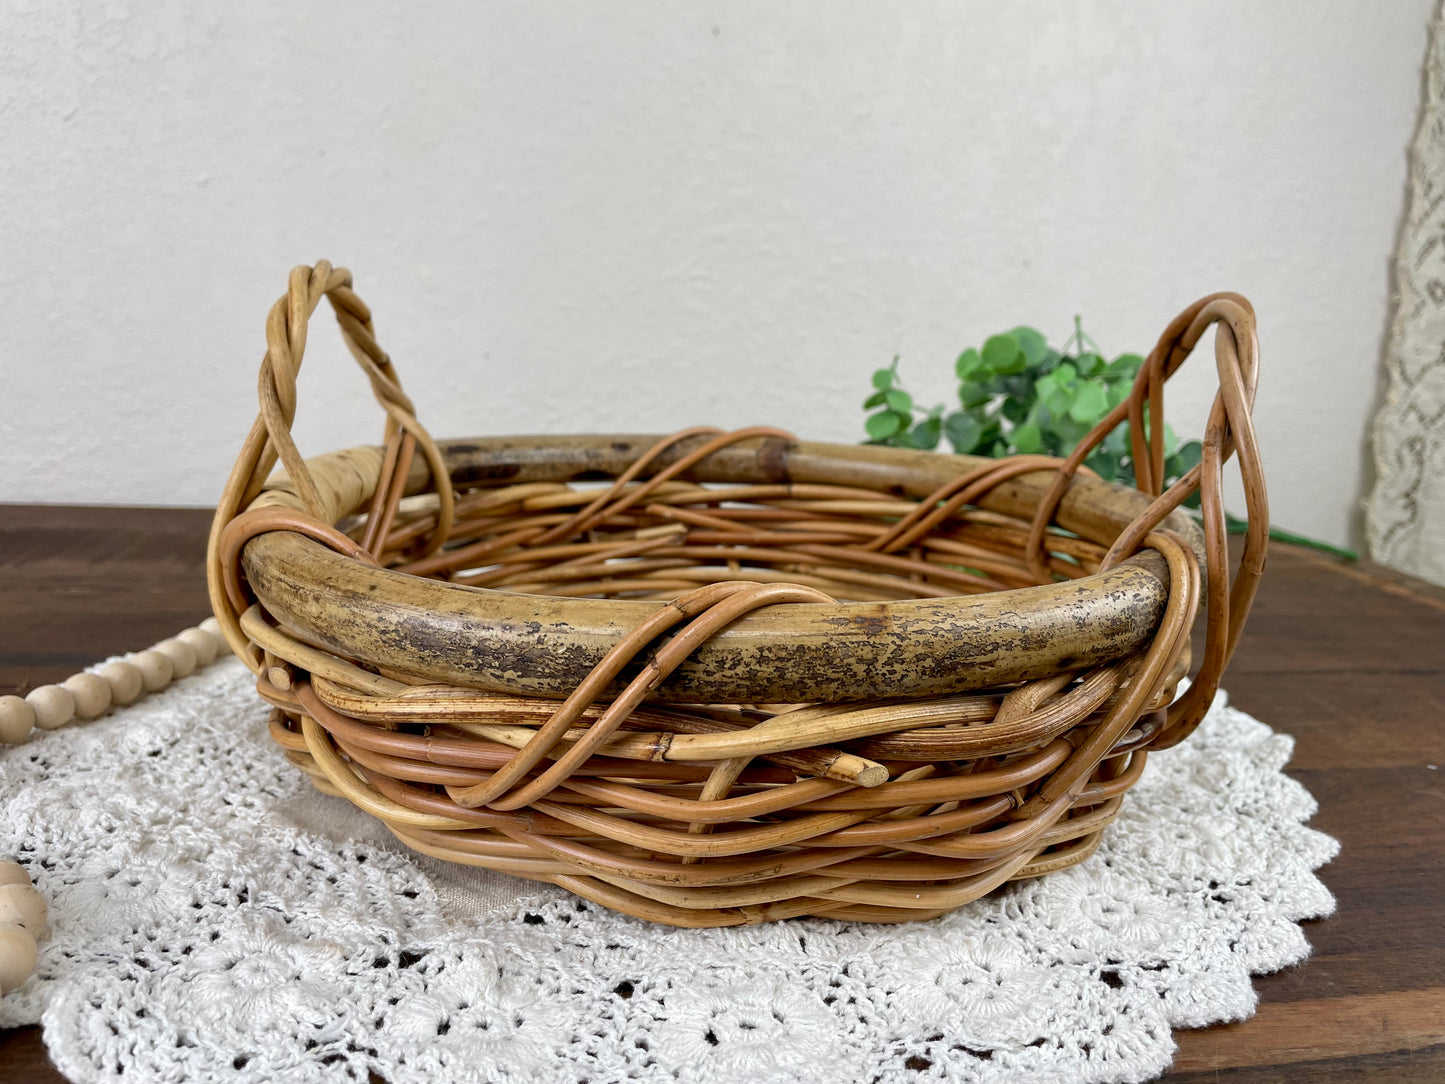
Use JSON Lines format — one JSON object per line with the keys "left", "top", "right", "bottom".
{"left": 207, "top": 262, "right": 1266, "bottom": 927}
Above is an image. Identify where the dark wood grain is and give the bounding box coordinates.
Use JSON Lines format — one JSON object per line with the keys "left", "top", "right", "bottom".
{"left": 1166, "top": 546, "right": 1445, "bottom": 1078}
{"left": 0, "top": 505, "right": 215, "bottom": 693}
{"left": 1, "top": 507, "right": 1442, "bottom": 1081}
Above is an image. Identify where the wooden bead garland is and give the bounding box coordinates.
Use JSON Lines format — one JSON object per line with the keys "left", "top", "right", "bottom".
{"left": 0, "top": 926, "right": 37, "bottom": 998}
{"left": 176, "top": 626, "right": 219, "bottom": 666}
{"left": 130, "top": 650, "right": 175, "bottom": 693}
{"left": 1, "top": 623, "right": 231, "bottom": 744}
{"left": 97, "top": 660, "right": 144, "bottom": 707}
{"left": 0, "top": 863, "right": 43, "bottom": 997}
{"left": 0, "top": 623, "right": 232, "bottom": 996}
{"left": 61, "top": 673, "right": 111, "bottom": 721}
{"left": 154, "top": 637, "right": 198, "bottom": 679}
{"left": 0, "top": 883, "right": 46, "bottom": 935}
{"left": 25, "top": 686, "right": 75, "bottom": 732}
{"left": 0, "top": 698, "right": 34, "bottom": 744}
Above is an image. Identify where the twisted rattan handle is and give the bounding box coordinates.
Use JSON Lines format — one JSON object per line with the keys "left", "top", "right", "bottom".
{"left": 1028, "top": 294, "right": 1267, "bottom": 749}
{"left": 206, "top": 262, "right": 455, "bottom": 660}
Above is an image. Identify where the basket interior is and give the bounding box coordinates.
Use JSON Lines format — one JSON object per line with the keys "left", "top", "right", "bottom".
{"left": 368, "top": 461, "right": 1105, "bottom": 605}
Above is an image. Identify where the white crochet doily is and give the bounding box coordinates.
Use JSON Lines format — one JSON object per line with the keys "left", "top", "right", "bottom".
{"left": 0, "top": 659, "right": 1337, "bottom": 1084}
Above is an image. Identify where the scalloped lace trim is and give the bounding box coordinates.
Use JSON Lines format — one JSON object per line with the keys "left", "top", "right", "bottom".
{"left": 0, "top": 660, "right": 1336, "bottom": 1083}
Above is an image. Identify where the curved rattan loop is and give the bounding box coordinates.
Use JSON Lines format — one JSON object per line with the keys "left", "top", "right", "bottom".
{"left": 205, "top": 261, "right": 455, "bottom": 662}
{"left": 206, "top": 264, "right": 1267, "bottom": 926}
{"left": 1021, "top": 293, "right": 1264, "bottom": 748}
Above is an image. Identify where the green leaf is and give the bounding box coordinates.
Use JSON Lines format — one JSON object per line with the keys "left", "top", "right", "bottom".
{"left": 955, "top": 348, "right": 983, "bottom": 381}
{"left": 999, "top": 374, "right": 1033, "bottom": 400}
{"left": 855, "top": 322, "right": 1178, "bottom": 487}
{"left": 959, "top": 382, "right": 991, "bottom": 409}
{"left": 943, "top": 412, "right": 983, "bottom": 454}
{"left": 865, "top": 411, "right": 904, "bottom": 440}
{"left": 982, "top": 334, "right": 1026, "bottom": 374}
{"left": 909, "top": 417, "right": 942, "bottom": 450}
{"left": 1086, "top": 451, "right": 1119, "bottom": 481}
{"left": 1043, "top": 385, "right": 1073, "bottom": 418}
{"left": 1009, "top": 327, "right": 1049, "bottom": 367}
{"left": 1052, "top": 414, "right": 1089, "bottom": 444}
{"left": 1012, "top": 422, "right": 1043, "bottom": 454}
{"left": 1104, "top": 424, "right": 1131, "bottom": 456}
{"left": 884, "top": 388, "right": 913, "bottom": 413}
{"left": 1002, "top": 394, "right": 1030, "bottom": 423}
{"left": 1174, "top": 440, "right": 1203, "bottom": 473}
{"left": 1068, "top": 381, "right": 1109, "bottom": 423}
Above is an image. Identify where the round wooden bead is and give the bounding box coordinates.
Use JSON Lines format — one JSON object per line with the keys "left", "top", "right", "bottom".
{"left": 130, "top": 650, "right": 174, "bottom": 693}
{"left": 199, "top": 616, "right": 232, "bottom": 656}
{"left": 25, "top": 685, "right": 75, "bottom": 731}
{"left": 0, "top": 885, "right": 46, "bottom": 938}
{"left": 154, "top": 637, "right": 197, "bottom": 679}
{"left": 0, "top": 863, "right": 29, "bottom": 889}
{"left": 97, "top": 661, "right": 144, "bottom": 707}
{"left": 0, "top": 924, "right": 38, "bottom": 996}
{"left": 0, "top": 696, "right": 35, "bottom": 744}
{"left": 61, "top": 672, "right": 111, "bottom": 720}
{"left": 176, "top": 626, "right": 218, "bottom": 667}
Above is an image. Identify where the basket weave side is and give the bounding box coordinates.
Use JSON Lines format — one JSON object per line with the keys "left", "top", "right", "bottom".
{"left": 205, "top": 263, "right": 1267, "bottom": 926}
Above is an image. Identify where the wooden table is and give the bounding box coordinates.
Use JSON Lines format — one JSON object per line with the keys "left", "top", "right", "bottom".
{"left": 1, "top": 506, "right": 1442, "bottom": 1081}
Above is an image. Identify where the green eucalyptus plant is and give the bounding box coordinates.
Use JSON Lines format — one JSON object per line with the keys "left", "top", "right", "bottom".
{"left": 863, "top": 317, "right": 1202, "bottom": 507}
{"left": 860, "top": 317, "right": 1359, "bottom": 558}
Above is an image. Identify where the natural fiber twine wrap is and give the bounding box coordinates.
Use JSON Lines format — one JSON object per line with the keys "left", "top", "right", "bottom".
{"left": 206, "top": 262, "right": 1267, "bottom": 928}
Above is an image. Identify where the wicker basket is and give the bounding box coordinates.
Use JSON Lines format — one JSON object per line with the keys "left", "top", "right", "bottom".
{"left": 207, "top": 263, "right": 1267, "bottom": 927}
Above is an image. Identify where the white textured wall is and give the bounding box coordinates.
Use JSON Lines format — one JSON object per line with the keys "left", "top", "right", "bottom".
{"left": 0, "top": 1, "right": 1431, "bottom": 548}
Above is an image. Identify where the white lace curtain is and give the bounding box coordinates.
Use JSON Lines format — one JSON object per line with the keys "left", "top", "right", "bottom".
{"left": 1369, "top": 0, "right": 1445, "bottom": 586}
